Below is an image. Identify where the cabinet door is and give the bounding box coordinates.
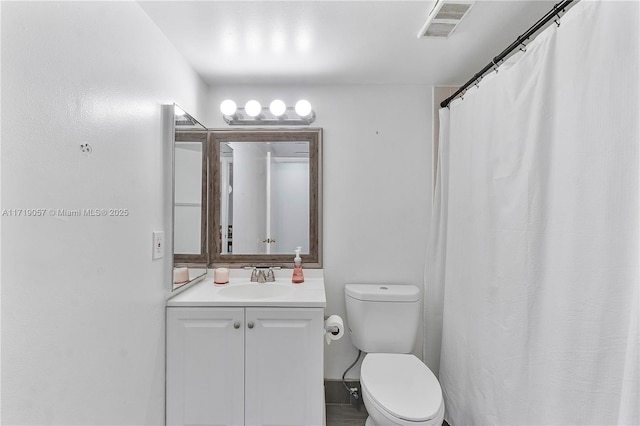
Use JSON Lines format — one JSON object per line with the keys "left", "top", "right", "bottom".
{"left": 245, "top": 308, "right": 324, "bottom": 426}
{"left": 166, "top": 307, "right": 244, "bottom": 426}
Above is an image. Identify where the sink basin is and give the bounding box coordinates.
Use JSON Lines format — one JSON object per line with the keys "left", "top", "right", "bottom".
{"left": 218, "top": 283, "right": 294, "bottom": 299}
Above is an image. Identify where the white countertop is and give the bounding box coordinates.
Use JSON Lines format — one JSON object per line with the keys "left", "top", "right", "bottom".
{"left": 167, "top": 268, "right": 326, "bottom": 308}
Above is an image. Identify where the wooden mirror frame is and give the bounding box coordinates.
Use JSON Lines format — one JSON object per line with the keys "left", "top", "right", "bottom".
{"left": 209, "top": 128, "right": 322, "bottom": 268}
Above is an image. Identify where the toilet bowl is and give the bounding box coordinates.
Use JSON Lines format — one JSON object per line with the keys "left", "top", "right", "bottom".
{"left": 360, "top": 353, "right": 444, "bottom": 426}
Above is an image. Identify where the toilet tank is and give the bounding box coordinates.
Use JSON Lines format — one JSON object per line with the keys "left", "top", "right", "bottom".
{"left": 345, "top": 284, "right": 421, "bottom": 353}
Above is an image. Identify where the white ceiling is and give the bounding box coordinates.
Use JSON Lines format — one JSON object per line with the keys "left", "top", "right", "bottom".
{"left": 139, "top": 1, "right": 557, "bottom": 86}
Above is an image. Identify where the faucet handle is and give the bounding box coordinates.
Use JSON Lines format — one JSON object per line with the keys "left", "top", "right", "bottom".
{"left": 250, "top": 267, "right": 259, "bottom": 282}
{"left": 266, "top": 268, "right": 276, "bottom": 282}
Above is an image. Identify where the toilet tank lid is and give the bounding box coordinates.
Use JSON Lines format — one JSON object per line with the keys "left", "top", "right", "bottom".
{"left": 345, "top": 284, "right": 420, "bottom": 302}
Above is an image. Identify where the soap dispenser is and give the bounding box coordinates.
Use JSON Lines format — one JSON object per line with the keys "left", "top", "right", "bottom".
{"left": 292, "top": 246, "right": 304, "bottom": 283}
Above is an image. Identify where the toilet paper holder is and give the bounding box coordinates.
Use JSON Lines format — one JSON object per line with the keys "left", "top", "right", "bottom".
{"left": 324, "top": 315, "right": 341, "bottom": 334}
{"left": 324, "top": 315, "right": 344, "bottom": 345}
{"left": 326, "top": 325, "right": 340, "bottom": 334}
{"left": 324, "top": 315, "right": 344, "bottom": 334}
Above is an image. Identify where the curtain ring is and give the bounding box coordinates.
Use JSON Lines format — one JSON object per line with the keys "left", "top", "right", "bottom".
{"left": 519, "top": 42, "right": 527, "bottom": 53}
{"left": 557, "top": 7, "right": 566, "bottom": 26}
{"left": 554, "top": 18, "right": 560, "bottom": 27}
{"left": 492, "top": 59, "right": 499, "bottom": 73}
{"left": 474, "top": 76, "right": 482, "bottom": 88}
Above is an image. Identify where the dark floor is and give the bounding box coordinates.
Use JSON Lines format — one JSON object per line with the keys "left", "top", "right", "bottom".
{"left": 325, "top": 404, "right": 450, "bottom": 426}
{"left": 325, "top": 404, "right": 369, "bottom": 426}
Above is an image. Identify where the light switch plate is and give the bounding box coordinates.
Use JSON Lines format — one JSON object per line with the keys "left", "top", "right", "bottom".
{"left": 152, "top": 231, "right": 164, "bottom": 260}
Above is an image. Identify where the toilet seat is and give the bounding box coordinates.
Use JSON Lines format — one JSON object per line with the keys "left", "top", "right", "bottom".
{"left": 361, "top": 354, "right": 443, "bottom": 423}
{"left": 363, "top": 385, "right": 444, "bottom": 426}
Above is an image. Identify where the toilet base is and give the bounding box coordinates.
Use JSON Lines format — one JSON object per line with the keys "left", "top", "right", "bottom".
{"left": 365, "top": 416, "right": 443, "bottom": 426}
{"left": 362, "top": 382, "right": 444, "bottom": 426}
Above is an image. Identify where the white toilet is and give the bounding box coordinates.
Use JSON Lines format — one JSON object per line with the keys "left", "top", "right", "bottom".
{"left": 345, "top": 284, "right": 445, "bottom": 426}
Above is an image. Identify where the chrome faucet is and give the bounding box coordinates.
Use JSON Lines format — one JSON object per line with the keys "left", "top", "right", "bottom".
{"left": 250, "top": 267, "right": 276, "bottom": 283}
{"left": 265, "top": 268, "right": 276, "bottom": 282}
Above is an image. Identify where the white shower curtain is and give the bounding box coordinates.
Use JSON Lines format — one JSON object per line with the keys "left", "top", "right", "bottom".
{"left": 425, "top": 1, "right": 639, "bottom": 424}
{"left": 423, "top": 108, "right": 450, "bottom": 377}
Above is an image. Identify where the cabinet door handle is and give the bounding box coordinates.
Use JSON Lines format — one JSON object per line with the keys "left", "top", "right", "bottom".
{"left": 233, "top": 322, "right": 241, "bottom": 329}
{"left": 247, "top": 321, "right": 254, "bottom": 329}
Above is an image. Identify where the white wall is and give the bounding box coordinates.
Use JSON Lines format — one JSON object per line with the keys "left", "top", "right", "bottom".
{"left": 206, "top": 85, "right": 433, "bottom": 379}
{"left": 1, "top": 2, "right": 208, "bottom": 424}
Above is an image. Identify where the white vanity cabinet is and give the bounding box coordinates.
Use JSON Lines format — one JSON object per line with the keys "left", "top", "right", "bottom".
{"left": 166, "top": 307, "right": 245, "bottom": 425}
{"left": 166, "top": 306, "right": 324, "bottom": 426}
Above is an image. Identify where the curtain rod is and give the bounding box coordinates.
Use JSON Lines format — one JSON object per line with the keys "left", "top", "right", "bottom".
{"left": 440, "top": 0, "right": 575, "bottom": 109}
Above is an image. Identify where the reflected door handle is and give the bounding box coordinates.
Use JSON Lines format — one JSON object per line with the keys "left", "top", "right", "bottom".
{"left": 233, "top": 322, "right": 241, "bottom": 329}
{"left": 247, "top": 321, "right": 255, "bottom": 329}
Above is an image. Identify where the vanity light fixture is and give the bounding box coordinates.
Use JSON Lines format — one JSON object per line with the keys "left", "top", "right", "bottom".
{"left": 245, "top": 100, "right": 262, "bottom": 117}
{"left": 269, "top": 99, "right": 287, "bottom": 117}
{"left": 294, "top": 99, "right": 312, "bottom": 118}
{"left": 220, "top": 99, "right": 237, "bottom": 117}
{"left": 220, "top": 99, "right": 316, "bottom": 125}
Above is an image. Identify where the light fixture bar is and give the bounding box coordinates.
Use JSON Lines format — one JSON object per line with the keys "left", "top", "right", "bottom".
{"left": 221, "top": 100, "right": 315, "bottom": 126}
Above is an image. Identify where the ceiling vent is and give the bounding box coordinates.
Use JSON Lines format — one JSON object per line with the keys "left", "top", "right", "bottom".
{"left": 417, "top": 1, "right": 475, "bottom": 39}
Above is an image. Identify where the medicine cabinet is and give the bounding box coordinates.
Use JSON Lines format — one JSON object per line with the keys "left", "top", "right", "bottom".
{"left": 172, "top": 105, "right": 208, "bottom": 290}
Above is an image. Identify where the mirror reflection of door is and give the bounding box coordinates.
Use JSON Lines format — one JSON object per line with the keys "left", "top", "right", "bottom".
{"left": 220, "top": 141, "right": 309, "bottom": 255}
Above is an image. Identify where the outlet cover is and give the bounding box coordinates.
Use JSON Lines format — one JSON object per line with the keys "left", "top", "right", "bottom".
{"left": 153, "top": 231, "right": 165, "bottom": 260}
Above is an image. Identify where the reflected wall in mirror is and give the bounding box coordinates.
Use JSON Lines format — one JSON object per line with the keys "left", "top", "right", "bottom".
{"left": 210, "top": 129, "right": 322, "bottom": 268}
{"left": 174, "top": 142, "right": 203, "bottom": 254}
{"left": 172, "top": 105, "right": 208, "bottom": 290}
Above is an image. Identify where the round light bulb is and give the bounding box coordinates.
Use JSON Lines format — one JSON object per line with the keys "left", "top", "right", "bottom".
{"left": 295, "top": 99, "right": 312, "bottom": 117}
{"left": 245, "top": 100, "right": 262, "bottom": 117}
{"left": 269, "top": 99, "right": 287, "bottom": 117}
{"left": 220, "top": 99, "right": 237, "bottom": 116}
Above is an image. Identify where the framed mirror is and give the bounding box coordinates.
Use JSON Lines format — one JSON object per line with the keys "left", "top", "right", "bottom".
{"left": 209, "top": 129, "right": 322, "bottom": 268}
{"left": 172, "top": 105, "right": 209, "bottom": 290}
